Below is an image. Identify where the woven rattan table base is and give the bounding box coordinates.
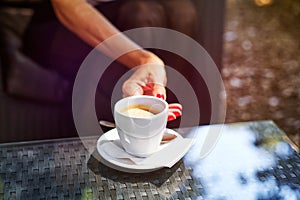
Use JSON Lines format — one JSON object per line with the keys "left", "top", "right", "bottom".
{"left": 0, "top": 138, "right": 201, "bottom": 199}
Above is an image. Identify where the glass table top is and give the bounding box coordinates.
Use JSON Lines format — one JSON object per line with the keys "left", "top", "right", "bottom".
{"left": 182, "top": 121, "right": 299, "bottom": 200}
{"left": 0, "top": 120, "right": 299, "bottom": 199}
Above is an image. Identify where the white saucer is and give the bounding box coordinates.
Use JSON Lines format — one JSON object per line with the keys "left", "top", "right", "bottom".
{"left": 96, "top": 128, "right": 184, "bottom": 173}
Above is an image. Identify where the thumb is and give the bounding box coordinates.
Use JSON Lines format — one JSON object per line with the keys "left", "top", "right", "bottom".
{"left": 152, "top": 83, "right": 166, "bottom": 100}
{"left": 122, "top": 80, "right": 144, "bottom": 97}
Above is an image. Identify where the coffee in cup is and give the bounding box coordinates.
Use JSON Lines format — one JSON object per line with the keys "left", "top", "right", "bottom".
{"left": 120, "top": 104, "right": 161, "bottom": 118}
{"left": 114, "top": 96, "right": 168, "bottom": 157}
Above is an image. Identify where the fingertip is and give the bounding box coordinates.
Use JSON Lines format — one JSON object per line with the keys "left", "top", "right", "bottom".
{"left": 122, "top": 80, "right": 143, "bottom": 97}
{"left": 167, "top": 112, "right": 176, "bottom": 121}
{"left": 156, "top": 93, "right": 165, "bottom": 100}
{"left": 168, "top": 103, "right": 183, "bottom": 110}
{"left": 133, "top": 91, "right": 142, "bottom": 96}
{"left": 153, "top": 85, "right": 166, "bottom": 100}
{"left": 169, "top": 108, "right": 182, "bottom": 117}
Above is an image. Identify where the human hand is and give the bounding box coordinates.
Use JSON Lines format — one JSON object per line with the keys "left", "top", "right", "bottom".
{"left": 122, "top": 53, "right": 182, "bottom": 121}
{"left": 122, "top": 53, "right": 166, "bottom": 99}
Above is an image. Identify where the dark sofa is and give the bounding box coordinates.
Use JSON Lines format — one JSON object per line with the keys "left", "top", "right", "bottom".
{"left": 0, "top": 0, "right": 226, "bottom": 142}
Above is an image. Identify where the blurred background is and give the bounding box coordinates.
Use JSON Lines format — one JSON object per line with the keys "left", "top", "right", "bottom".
{"left": 0, "top": 0, "right": 299, "bottom": 145}
{"left": 222, "top": 0, "right": 300, "bottom": 146}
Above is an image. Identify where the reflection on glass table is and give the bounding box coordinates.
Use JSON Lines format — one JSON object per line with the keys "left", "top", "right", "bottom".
{"left": 183, "top": 121, "right": 299, "bottom": 200}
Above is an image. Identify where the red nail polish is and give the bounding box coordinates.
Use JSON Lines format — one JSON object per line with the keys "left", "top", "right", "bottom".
{"left": 168, "top": 115, "right": 176, "bottom": 121}
{"left": 168, "top": 103, "right": 183, "bottom": 110}
{"left": 156, "top": 94, "right": 164, "bottom": 99}
{"left": 168, "top": 108, "right": 182, "bottom": 117}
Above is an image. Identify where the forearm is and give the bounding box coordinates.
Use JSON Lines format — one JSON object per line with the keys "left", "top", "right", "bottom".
{"left": 51, "top": 0, "right": 160, "bottom": 68}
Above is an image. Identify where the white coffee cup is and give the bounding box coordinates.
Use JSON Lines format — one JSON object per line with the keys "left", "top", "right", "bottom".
{"left": 114, "top": 96, "right": 168, "bottom": 157}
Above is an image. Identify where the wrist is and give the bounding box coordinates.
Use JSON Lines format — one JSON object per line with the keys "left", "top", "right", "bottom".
{"left": 119, "top": 49, "right": 164, "bottom": 69}
{"left": 138, "top": 50, "right": 164, "bottom": 65}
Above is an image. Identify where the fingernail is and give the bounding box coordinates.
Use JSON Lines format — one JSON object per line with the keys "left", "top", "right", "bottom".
{"left": 168, "top": 114, "right": 176, "bottom": 121}
{"left": 156, "top": 94, "right": 165, "bottom": 100}
{"left": 169, "top": 109, "right": 182, "bottom": 117}
{"left": 168, "top": 103, "right": 183, "bottom": 110}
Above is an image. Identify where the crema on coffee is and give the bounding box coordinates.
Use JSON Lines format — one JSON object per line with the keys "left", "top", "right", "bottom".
{"left": 121, "top": 104, "right": 160, "bottom": 118}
